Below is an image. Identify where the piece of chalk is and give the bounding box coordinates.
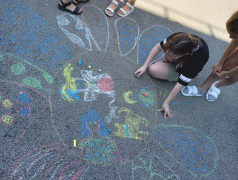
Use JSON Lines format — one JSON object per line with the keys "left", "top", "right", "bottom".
{"left": 88, "top": 65, "right": 91, "bottom": 69}
{"left": 78, "top": 60, "right": 81, "bottom": 66}
{"left": 108, "top": 129, "right": 111, "bottom": 132}
{"left": 142, "top": 92, "right": 148, "bottom": 97}
{"left": 99, "top": 69, "right": 101, "bottom": 72}
{"left": 134, "top": 73, "right": 140, "bottom": 79}
{"left": 73, "top": 139, "right": 77, "bottom": 147}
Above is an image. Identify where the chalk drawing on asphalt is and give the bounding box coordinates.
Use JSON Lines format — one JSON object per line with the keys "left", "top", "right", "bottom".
{"left": 114, "top": 107, "right": 149, "bottom": 140}
{"left": 132, "top": 154, "right": 180, "bottom": 180}
{"left": 115, "top": 18, "right": 139, "bottom": 56}
{"left": 0, "top": 80, "right": 48, "bottom": 157}
{"left": 153, "top": 124, "right": 218, "bottom": 177}
{"left": 0, "top": 1, "right": 74, "bottom": 68}
{"left": 57, "top": 5, "right": 109, "bottom": 51}
{"left": 3, "top": 143, "right": 88, "bottom": 180}
{"left": 0, "top": 51, "right": 54, "bottom": 93}
{"left": 78, "top": 110, "right": 122, "bottom": 165}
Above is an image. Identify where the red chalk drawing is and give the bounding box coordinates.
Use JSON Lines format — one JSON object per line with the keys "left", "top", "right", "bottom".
{"left": 97, "top": 77, "right": 114, "bottom": 92}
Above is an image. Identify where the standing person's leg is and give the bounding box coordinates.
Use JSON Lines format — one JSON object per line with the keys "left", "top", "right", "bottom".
{"left": 117, "top": 0, "right": 136, "bottom": 17}
{"left": 58, "top": 0, "right": 82, "bottom": 15}
{"left": 105, "top": 0, "right": 120, "bottom": 17}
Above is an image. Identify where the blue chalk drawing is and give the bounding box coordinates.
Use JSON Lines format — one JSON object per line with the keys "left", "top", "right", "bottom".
{"left": 115, "top": 18, "right": 139, "bottom": 56}
{"left": 16, "top": 92, "right": 32, "bottom": 104}
{"left": 0, "top": 1, "right": 74, "bottom": 68}
{"left": 137, "top": 25, "right": 172, "bottom": 65}
{"left": 18, "top": 107, "right": 31, "bottom": 118}
{"left": 81, "top": 110, "right": 108, "bottom": 139}
{"left": 153, "top": 125, "right": 218, "bottom": 177}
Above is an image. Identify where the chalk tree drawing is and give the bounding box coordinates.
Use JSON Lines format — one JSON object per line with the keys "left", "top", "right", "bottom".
{"left": 114, "top": 107, "right": 149, "bottom": 140}
{"left": 0, "top": 52, "right": 53, "bottom": 93}
{"left": 0, "top": 1, "right": 74, "bottom": 69}
{"left": 3, "top": 143, "right": 88, "bottom": 180}
{"left": 132, "top": 154, "right": 180, "bottom": 180}
{"left": 153, "top": 125, "right": 218, "bottom": 177}
{"left": 0, "top": 80, "right": 48, "bottom": 157}
{"left": 79, "top": 110, "right": 122, "bottom": 165}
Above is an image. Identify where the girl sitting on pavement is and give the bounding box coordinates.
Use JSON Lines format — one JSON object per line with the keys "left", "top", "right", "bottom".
{"left": 181, "top": 11, "right": 238, "bottom": 103}
{"left": 135, "top": 32, "right": 209, "bottom": 119}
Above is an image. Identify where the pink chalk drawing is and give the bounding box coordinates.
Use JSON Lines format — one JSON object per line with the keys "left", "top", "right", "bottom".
{"left": 0, "top": 80, "right": 48, "bottom": 157}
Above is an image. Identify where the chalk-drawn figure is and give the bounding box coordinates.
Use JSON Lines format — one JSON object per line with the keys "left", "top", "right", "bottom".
{"left": 114, "top": 107, "right": 149, "bottom": 140}
{"left": 0, "top": 1, "right": 74, "bottom": 68}
{"left": 3, "top": 143, "right": 88, "bottom": 180}
{"left": 132, "top": 154, "right": 180, "bottom": 180}
{"left": 78, "top": 110, "right": 121, "bottom": 165}
{"left": 153, "top": 125, "right": 218, "bottom": 177}
{"left": 61, "top": 63, "right": 118, "bottom": 122}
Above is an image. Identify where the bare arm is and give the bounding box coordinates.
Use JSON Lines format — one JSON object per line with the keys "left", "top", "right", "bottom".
{"left": 135, "top": 43, "right": 163, "bottom": 76}
{"left": 213, "top": 40, "right": 238, "bottom": 74}
{"left": 159, "top": 82, "right": 184, "bottom": 119}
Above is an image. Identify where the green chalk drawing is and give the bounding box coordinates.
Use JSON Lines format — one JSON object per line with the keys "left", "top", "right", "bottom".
{"left": 0, "top": 53, "right": 3, "bottom": 61}
{"left": 22, "top": 77, "right": 43, "bottom": 90}
{"left": 42, "top": 72, "right": 54, "bottom": 84}
{"left": 133, "top": 156, "right": 178, "bottom": 180}
{"left": 11, "top": 63, "right": 26, "bottom": 75}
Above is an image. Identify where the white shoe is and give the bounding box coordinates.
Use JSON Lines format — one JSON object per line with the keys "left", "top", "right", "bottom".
{"left": 105, "top": 0, "right": 119, "bottom": 17}
{"left": 117, "top": 2, "right": 134, "bottom": 17}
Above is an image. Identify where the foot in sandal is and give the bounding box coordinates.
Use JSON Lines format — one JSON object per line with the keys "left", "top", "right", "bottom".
{"left": 58, "top": 0, "right": 82, "bottom": 15}
{"left": 105, "top": 0, "right": 119, "bottom": 17}
{"left": 117, "top": 2, "right": 134, "bottom": 17}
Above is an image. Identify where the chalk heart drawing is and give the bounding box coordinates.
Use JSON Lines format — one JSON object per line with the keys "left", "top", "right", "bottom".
{"left": 50, "top": 50, "right": 157, "bottom": 165}
{"left": 0, "top": 80, "right": 48, "bottom": 157}
{"left": 132, "top": 153, "right": 180, "bottom": 180}
{"left": 0, "top": 1, "right": 74, "bottom": 70}
{"left": 153, "top": 125, "right": 218, "bottom": 177}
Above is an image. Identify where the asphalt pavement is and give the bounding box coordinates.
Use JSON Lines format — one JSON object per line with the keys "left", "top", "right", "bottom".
{"left": 0, "top": 0, "right": 237, "bottom": 179}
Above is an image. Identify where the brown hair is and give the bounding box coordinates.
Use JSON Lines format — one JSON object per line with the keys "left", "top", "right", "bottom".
{"left": 163, "top": 33, "right": 202, "bottom": 55}
{"left": 226, "top": 11, "right": 238, "bottom": 34}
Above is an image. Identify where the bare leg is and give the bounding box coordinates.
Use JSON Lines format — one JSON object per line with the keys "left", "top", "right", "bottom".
{"left": 117, "top": 0, "right": 136, "bottom": 15}
{"left": 200, "top": 72, "right": 219, "bottom": 92}
{"left": 148, "top": 61, "right": 169, "bottom": 80}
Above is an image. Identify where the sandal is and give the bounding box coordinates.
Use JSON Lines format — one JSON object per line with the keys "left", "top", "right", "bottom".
{"left": 117, "top": 2, "right": 134, "bottom": 17}
{"left": 105, "top": 0, "right": 119, "bottom": 17}
{"left": 181, "top": 86, "right": 203, "bottom": 97}
{"left": 206, "top": 81, "right": 221, "bottom": 102}
{"left": 72, "top": 0, "right": 90, "bottom": 5}
{"left": 58, "top": 0, "right": 82, "bottom": 15}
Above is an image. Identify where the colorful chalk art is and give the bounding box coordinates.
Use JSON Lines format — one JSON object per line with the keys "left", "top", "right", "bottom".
{"left": 0, "top": 1, "right": 218, "bottom": 179}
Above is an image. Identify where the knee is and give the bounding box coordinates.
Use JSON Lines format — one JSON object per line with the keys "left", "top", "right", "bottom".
{"left": 147, "top": 64, "right": 157, "bottom": 77}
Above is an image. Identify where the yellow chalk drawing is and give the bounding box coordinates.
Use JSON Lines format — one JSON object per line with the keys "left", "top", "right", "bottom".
{"left": 2, "top": 99, "right": 13, "bottom": 109}
{"left": 2, "top": 114, "right": 13, "bottom": 125}
{"left": 61, "top": 64, "right": 77, "bottom": 102}
{"left": 114, "top": 107, "right": 149, "bottom": 140}
{"left": 123, "top": 91, "right": 137, "bottom": 104}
